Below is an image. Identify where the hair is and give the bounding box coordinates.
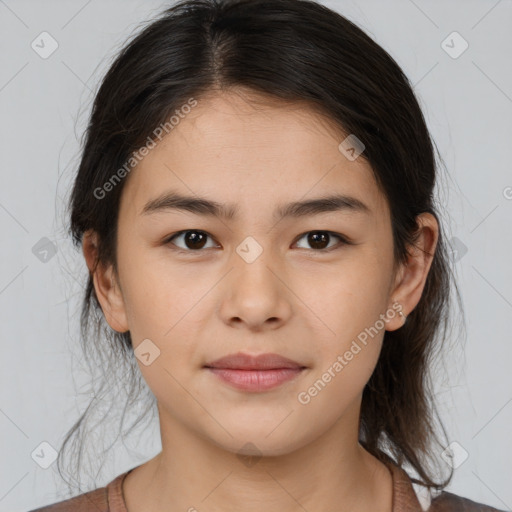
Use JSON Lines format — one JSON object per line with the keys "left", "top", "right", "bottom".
{"left": 60, "top": 0, "right": 465, "bottom": 494}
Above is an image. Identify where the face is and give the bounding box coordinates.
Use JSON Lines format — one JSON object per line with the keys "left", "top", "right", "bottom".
{"left": 86, "top": 88, "right": 434, "bottom": 458}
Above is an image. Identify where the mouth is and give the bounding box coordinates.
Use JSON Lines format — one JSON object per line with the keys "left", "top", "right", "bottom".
{"left": 203, "top": 352, "right": 307, "bottom": 392}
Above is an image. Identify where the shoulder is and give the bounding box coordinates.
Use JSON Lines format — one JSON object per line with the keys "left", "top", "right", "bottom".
{"left": 27, "top": 486, "right": 108, "bottom": 512}
{"left": 27, "top": 469, "right": 132, "bottom": 512}
{"left": 385, "top": 460, "right": 505, "bottom": 512}
{"left": 429, "top": 490, "right": 507, "bottom": 512}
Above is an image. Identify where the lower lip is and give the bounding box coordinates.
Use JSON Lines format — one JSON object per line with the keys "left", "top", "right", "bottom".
{"left": 206, "top": 367, "right": 304, "bottom": 392}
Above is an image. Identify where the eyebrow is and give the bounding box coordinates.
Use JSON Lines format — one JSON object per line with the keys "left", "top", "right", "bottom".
{"left": 141, "top": 190, "right": 371, "bottom": 220}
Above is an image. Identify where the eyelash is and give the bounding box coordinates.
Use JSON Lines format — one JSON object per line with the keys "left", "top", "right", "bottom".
{"left": 163, "top": 230, "right": 352, "bottom": 254}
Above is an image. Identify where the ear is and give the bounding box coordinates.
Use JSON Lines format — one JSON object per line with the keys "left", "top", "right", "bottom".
{"left": 82, "top": 229, "right": 129, "bottom": 333}
{"left": 385, "top": 212, "right": 439, "bottom": 332}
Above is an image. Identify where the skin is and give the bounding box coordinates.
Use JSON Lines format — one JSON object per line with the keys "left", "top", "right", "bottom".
{"left": 83, "top": 87, "right": 438, "bottom": 512}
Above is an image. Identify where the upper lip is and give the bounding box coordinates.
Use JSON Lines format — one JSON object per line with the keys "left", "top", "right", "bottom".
{"left": 204, "top": 352, "right": 305, "bottom": 370}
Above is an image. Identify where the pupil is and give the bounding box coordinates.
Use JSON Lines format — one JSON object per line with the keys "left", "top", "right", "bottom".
{"left": 309, "top": 231, "right": 328, "bottom": 249}
{"left": 185, "top": 231, "right": 206, "bottom": 249}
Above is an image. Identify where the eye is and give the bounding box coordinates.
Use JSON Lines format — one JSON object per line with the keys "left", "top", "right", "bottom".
{"left": 165, "top": 230, "right": 219, "bottom": 251}
{"left": 293, "top": 230, "right": 349, "bottom": 251}
{"left": 164, "top": 229, "right": 351, "bottom": 253}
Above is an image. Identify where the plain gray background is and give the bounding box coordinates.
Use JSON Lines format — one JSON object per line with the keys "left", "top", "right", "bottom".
{"left": 1, "top": 0, "right": 511, "bottom": 510}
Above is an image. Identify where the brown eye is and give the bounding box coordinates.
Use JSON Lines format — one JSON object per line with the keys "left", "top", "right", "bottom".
{"left": 166, "top": 230, "right": 217, "bottom": 251}
{"left": 165, "top": 229, "right": 349, "bottom": 253}
{"left": 294, "top": 231, "right": 348, "bottom": 251}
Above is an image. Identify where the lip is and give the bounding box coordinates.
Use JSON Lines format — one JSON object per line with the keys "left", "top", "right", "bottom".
{"left": 204, "top": 352, "right": 307, "bottom": 392}
{"left": 204, "top": 352, "right": 304, "bottom": 370}
{"left": 206, "top": 368, "right": 305, "bottom": 392}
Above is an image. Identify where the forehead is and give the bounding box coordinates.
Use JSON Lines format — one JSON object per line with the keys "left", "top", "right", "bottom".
{"left": 119, "top": 89, "right": 389, "bottom": 223}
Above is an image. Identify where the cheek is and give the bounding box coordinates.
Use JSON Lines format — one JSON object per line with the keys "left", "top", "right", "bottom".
{"left": 295, "top": 337, "right": 382, "bottom": 425}
{"left": 298, "top": 255, "right": 391, "bottom": 338}
{"left": 293, "top": 254, "right": 391, "bottom": 398}
{"left": 295, "top": 264, "right": 389, "bottom": 412}
{"left": 117, "top": 248, "right": 213, "bottom": 383}
{"left": 118, "top": 244, "right": 211, "bottom": 334}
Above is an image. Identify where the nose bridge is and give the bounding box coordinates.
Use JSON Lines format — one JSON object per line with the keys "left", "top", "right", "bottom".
{"left": 219, "top": 237, "right": 292, "bottom": 328}
{"left": 232, "top": 237, "right": 279, "bottom": 296}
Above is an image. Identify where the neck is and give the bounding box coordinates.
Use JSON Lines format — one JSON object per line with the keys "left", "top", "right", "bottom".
{"left": 123, "top": 400, "right": 393, "bottom": 512}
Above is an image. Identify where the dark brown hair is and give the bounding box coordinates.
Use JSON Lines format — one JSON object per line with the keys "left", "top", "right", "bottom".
{"left": 60, "top": 0, "right": 464, "bottom": 493}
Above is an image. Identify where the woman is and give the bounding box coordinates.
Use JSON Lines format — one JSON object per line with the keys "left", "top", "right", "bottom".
{"left": 30, "top": 0, "right": 505, "bottom": 510}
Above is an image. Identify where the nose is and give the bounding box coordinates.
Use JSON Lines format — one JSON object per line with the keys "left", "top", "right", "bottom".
{"left": 218, "top": 253, "right": 293, "bottom": 332}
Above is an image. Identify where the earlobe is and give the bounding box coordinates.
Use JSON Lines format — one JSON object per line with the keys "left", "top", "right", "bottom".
{"left": 384, "top": 300, "right": 408, "bottom": 332}
{"left": 385, "top": 213, "right": 439, "bottom": 332}
{"left": 82, "top": 229, "right": 130, "bottom": 333}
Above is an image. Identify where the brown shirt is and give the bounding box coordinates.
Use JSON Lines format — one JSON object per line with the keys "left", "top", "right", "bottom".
{"left": 29, "top": 462, "right": 505, "bottom": 512}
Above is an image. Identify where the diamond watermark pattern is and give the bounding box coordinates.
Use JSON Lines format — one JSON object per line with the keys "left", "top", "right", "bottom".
{"left": 448, "top": 236, "right": 468, "bottom": 263}
{"left": 32, "top": 237, "right": 58, "bottom": 263}
{"left": 338, "top": 134, "right": 365, "bottom": 161}
{"left": 236, "top": 442, "right": 263, "bottom": 468}
{"left": 440, "top": 441, "right": 469, "bottom": 469}
{"left": 134, "top": 338, "right": 161, "bottom": 366}
{"left": 236, "top": 236, "right": 263, "bottom": 264}
{"left": 31, "top": 32, "right": 59, "bottom": 59}
{"left": 31, "top": 441, "right": 58, "bottom": 469}
{"left": 441, "top": 31, "right": 469, "bottom": 59}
